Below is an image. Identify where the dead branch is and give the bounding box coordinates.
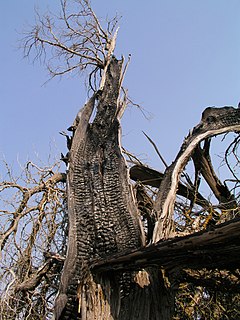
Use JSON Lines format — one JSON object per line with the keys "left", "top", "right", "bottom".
{"left": 15, "top": 253, "right": 65, "bottom": 293}
{"left": 92, "top": 217, "right": 240, "bottom": 272}
{"left": 0, "top": 171, "right": 66, "bottom": 251}
{"left": 192, "top": 139, "right": 237, "bottom": 214}
{"left": 130, "top": 164, "right": 210, "bottom": 208}
{"left": 0, "top": 161, "right": 66, "bottom": 319}
{"left": 152, "top": 107, "right": 240, "bottom": 242}
{"left": 142, "top": 131, "right": 168, "bottom": 168}
{"left": 21, "top": 0, "right": 120, "bottom": 89}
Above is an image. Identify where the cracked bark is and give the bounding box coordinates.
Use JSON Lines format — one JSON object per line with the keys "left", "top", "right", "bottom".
{"left": 54, "top": 58, "right": 240, "bottom": 319}
{"left": 54, "top": 57, "right": 173, "bottom": 320}
{"left": 92, "top": 217, "right": 240, "bottom": 272}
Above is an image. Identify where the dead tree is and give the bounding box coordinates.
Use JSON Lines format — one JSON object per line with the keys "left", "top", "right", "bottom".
{"left": 0, "top": 161, "right": 66, "bottom": 319}
{"left": 54, "top": 58, "right": 240, "bottom": 318}
{"left": 1, "top": 1, "right": 240, "bottom": 319}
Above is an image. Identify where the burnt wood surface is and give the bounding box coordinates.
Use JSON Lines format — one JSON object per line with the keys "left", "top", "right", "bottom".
{"left": 54, "top": 57, "right": 240, "bottom": 319}
{"left": 54, "top": 57, "right": 145, "bottom": 319}
{"left": 92, "top": 217, "right": 240, "bottom": 272}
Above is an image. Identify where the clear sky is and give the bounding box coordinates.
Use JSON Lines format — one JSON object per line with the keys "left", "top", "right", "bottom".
{"left": 1, "top": 0, "right": 240, "bottom": 175}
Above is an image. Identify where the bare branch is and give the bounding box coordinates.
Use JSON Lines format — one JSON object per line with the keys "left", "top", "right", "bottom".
{"left": 0, "top": 160, "right": 66, "bottom": 318}
{"left": 153, "top": 107, "right": 240, "bottom": 242}
{"left": 21, "top": 0, "right": 121, "bottom": 90}
{"left": 142, "top": 131, "right": 168, "bottom": 168}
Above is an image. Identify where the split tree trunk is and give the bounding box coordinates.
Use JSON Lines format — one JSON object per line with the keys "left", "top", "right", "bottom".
{"left": 54, "top": 57, "right": 176, "bottom": 319}
{"left": 54, "top": 56, "right": 240, "bottom": 320}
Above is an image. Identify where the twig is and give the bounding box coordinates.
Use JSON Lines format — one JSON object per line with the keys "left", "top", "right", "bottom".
{"left": 142, "top": 131, "right": 168, "bottom": 168}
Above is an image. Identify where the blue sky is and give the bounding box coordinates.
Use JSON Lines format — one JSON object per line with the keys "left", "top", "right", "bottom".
{"left": 1, "top": 0, "right": 240, "bottom": 175}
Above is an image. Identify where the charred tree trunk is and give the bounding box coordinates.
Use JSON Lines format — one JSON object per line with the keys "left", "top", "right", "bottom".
{"left": 54, "top": 54, "right": 240, "bottom": 320}
{"left": 54, "top": 57, "right": 176, "bottom": 320}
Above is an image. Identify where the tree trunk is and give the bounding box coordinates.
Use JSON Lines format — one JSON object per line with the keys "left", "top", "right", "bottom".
{"left": 54, "top": 56, "right": 176, "bottom": 319}
{"left": 54, "top": 55, "right": 240, "bottom": 319}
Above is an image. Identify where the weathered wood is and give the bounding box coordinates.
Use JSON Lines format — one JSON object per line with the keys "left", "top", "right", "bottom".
{"left": 54, "top": 57, "right": 145, "bottom": 320}
{"left": 54, "top": 58, "right": 240, "bottom": 319}
{"left": 192, "top": 140, "right": 236, "bottom": 213}
{"left": 153, "top": 107, "right": 240, "bottom": 242}
{"left": 92, "top": 217, "right": 240, "bottom": 272}
{"left": 130, "top": 164, "right": 209, "bottom": 207}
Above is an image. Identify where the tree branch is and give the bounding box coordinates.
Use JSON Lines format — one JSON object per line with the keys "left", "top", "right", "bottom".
{"left": 152, "top": 107, "right": 240, "bottom": 242}
{"left": 130, "top": 164, "right": 210, "bottom": 208}
{"left": 92, "top": 217, "right": 240, "bottom": 273}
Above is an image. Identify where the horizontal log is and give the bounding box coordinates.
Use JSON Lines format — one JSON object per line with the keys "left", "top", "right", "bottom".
{"left": 92, "top": 217, "right": 240, "bottom": 272}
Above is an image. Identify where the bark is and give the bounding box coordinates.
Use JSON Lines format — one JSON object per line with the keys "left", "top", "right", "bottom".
{"left": 54, "top": 57, "right": 176, "bottom": 320}
{"left": 54, "top": 58, "right": 240, "bottom": 319}
{"left": 92, "top": 217, "right": 240, "bottom": 272}
{"left": 192, "top": 139, "right": 237, "bottom": 213}
{"left": 152, "top": 107, "right": 240, "bottom": 242}
{"left": 130, "top": 164, "right": 210, "bottom": 208}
